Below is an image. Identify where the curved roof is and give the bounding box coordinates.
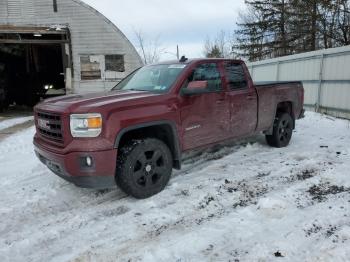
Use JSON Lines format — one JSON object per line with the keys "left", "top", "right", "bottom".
{"left": 72, "top": 0, "right": 143, "bottom": 65}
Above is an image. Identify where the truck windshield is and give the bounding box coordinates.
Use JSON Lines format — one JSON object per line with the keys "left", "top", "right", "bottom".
{"left": 113, "top": 64, "right": 187, "bottom": 93}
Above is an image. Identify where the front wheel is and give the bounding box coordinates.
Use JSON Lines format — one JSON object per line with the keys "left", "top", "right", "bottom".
{"left": 116, "top": 138, "right": 173, "bottom": 199}
{"left": 266, "top": 113, "right": 294, "bottom": 148}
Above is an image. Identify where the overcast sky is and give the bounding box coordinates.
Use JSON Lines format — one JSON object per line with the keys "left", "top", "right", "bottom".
{"left": 82, "top": 0, "right": 246, "bottom": 60}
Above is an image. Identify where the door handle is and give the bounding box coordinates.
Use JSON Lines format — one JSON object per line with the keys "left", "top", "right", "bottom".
{"left": 216, "top": 99, "right": 224, "bottom": 104}
{"left": 246, "top": 95, "right": 255, "bottom": 100}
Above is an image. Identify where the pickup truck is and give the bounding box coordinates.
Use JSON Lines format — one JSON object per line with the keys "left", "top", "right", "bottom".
{"left": 34, "top": 58, "right": 304, "bottom": 199}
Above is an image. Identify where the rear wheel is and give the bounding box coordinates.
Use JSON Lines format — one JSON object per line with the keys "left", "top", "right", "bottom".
{"left": 116, "top": 138, "right": 173, "bottom": 199}
{"left": 266, "top": 113, "right": 294, "bottom": 148}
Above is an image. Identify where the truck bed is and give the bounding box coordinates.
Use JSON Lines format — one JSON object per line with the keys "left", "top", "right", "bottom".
{"left": 254, "top": 81, "right": 303, "bottom": 87}
{"left": 254, "top": 81, "right": 304, "bottom": 132}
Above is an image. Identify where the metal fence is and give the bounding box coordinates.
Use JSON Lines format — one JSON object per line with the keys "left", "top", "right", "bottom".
{"left": 247, "top": 45, "right": 350, "bottom": 119}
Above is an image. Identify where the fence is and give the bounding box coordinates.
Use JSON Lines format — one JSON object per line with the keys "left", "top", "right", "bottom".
{"left": 247, "top": 45, "right": 350, "bottom": 119}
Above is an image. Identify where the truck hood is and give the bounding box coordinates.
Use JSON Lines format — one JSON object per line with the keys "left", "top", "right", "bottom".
{"left": 37, "top": 90, "right": 161, "bottom": 113}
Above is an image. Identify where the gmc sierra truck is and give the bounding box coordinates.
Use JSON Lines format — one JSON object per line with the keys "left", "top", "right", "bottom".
{"left": 34, "top": 58, "right": 304, "bottom": 199}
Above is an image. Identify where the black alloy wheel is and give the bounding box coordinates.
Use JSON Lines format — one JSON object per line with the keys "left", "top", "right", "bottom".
{"left": 266, "top": 113, "right": 294, "bottom": 148}
{"left": 116, "top": 138, "right": 173, "bottom": 199}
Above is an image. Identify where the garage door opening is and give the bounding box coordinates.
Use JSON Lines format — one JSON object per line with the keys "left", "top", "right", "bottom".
{"left": 0, "top": 26, "right": 71, "bottom": 111}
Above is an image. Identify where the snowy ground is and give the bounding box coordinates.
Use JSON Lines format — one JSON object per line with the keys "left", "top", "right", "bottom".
{"left": 0, "top": 116, "right": 33, "bottom": 132}
{"left": 0, "top": 112, "right": 349, "bottom": 262}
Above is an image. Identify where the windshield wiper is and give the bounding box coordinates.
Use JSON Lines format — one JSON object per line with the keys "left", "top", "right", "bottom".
{"left": 127, "top": 88, "right": 151, "bottom": 92}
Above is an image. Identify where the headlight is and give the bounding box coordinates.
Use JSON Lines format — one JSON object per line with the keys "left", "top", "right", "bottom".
{"left": 70, "top": 113, "right": 102, "bottom": 138}
{"left": 44, "top": 84, "right": 54, "bottom": 90}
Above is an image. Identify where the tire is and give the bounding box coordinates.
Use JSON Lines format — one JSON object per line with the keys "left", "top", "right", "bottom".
{"left": 266, "top": 113, "right": 294, "bottom": 148}
{"left": 116, "top": 138, "right": 173, "bottom": 199}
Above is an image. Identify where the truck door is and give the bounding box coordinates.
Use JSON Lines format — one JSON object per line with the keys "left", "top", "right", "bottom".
{"left": 179, "top": 62, "right": 230, "bottom": 150}
{"left": 224, "top": 61, "right": 258, "bottom": 138}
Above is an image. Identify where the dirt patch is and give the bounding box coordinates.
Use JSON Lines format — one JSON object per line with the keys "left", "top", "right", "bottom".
{"left": 283, "top": 168, "right": 318, "bottom": 183}
{"left": 100, "top": 206, "right": 130, "bottom": 217}
{"left": 150, "top": 217, "right": 186, "bottom": 237}
{"left": 230, "top": 181, "right": 269, "bottom": 208}
{"left": 257, "top": 171, "right": 271, "bottom": 179}
{"left": 220, "top": 178, "right": 270, "bottom": 208}
{"left": 198, "top": 195, "right": 215, "bottom": 209}
{"left": 274, "top": 251, "right": 285, "bottom": 257}
{"left": 307, "top": 182, "right": 350, "bottom": 202}
{"left": 305, "top": 223, "right": 323, "bottom": 237}
{"left": 297, "top": 169, "right": 317, "bottom": 180}
{"left": 325, "top": 225, "right": 338, "bottom": 238}
{"left": 227, "top": 249, "right": 249, "bottom": 261}
{"left": 304, "top": 222, "right": 340, "bottom": 240}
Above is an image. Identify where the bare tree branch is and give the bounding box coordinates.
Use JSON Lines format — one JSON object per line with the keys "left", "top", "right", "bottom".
{"left": 133, "top": 30, "right": 166, "bottom": 65}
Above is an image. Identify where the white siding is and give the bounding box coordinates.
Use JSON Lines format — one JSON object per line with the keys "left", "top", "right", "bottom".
{"left": 278, "top": 58, "right": 320, "bottom": 81}
{"left": 247, "top": 45, "right": 350, "bottom": 119}
{"left": 0, "top": 0, "right": 143, "bottom": 94}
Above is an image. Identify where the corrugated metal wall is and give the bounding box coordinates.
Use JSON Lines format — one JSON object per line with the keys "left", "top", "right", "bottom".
{"left": 247, "top": 45, "right": 350, "bottom": 119}
{"left": 0, "top": 0, "right": 143, "bottom": 94}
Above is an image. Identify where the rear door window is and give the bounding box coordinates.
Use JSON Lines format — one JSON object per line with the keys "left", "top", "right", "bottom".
{"left": 224, "top": 62, "right": 247, "bottom": 90}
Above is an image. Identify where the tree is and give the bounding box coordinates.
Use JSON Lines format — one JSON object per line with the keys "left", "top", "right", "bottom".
{"left": 234, "top": 0, "right": 297, "bottom": 61}
{"left": 206, "top": 45, "right": 223, "bottom": 58}
{"left": 334, "top": 0, "right": 350, "bottom": 45}
{"left": 134, "top": 30, "right": 165, "bottom": 65}
{"left": 203, "top": 31, "right": 232, "bottom": 58}
{"left": 234, "top": 5, "right": 273, "bottom": 61}
{"left": 234, "top": 0, "right": 350, "bottom": 61}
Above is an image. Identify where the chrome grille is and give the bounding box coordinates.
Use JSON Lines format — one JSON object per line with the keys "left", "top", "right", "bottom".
{"left": 37, "top": 112, "right": 63, "bottom": 143}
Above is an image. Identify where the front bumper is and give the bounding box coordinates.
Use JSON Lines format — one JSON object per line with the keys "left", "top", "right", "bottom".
{"left": 34, "top": 143, "right": 117, "bottom": 189}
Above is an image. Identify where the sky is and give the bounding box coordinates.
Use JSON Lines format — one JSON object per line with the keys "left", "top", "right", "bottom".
{"left": 82, "top": 0, "right": 246, "bottom": 60}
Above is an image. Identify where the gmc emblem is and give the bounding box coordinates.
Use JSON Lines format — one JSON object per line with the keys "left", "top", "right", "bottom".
{"left": 38, "top": 119, "right": 50, "bottom": 130}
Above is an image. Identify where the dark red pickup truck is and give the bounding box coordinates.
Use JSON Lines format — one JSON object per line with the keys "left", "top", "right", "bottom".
{"left": 34, "top": 58, "right": 304, "bottom": 198}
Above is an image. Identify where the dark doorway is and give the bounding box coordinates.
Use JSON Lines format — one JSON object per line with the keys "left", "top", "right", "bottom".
{"left": 0, "top": 43, "right": 66, "bottom": 109}
{"left": 0, "top": 26, "right": 71, "bottom": 111}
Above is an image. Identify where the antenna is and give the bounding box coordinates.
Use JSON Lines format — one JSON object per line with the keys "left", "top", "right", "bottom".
{"left": 179, "top": 56, "right": 188, "bottom": 63}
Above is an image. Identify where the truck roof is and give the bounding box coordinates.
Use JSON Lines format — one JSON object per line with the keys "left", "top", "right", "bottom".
{"left": 150, "top": 58, "right": 244, "bottom": 66}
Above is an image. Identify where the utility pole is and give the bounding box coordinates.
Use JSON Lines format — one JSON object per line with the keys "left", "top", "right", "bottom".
{"left": 176, "top": 45, "right": 179, "bottom": 60}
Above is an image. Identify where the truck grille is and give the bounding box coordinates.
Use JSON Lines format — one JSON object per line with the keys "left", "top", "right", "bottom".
{"left": 37, "top": 112, "right": 63, "bottom": 143}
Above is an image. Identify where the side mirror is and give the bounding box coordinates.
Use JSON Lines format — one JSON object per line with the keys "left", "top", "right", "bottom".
{"left": 181, "top": 80, "right": 208, "bottom": 96}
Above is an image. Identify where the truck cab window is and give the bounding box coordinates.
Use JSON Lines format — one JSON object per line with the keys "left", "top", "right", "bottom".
{"left": 224, "top": 63, "right": 247, "bottom": 90}
{"left": 186, "top": 63, "right": 222, "bottom": 92}
{"left": 114, "top": 64, "right": 186, "bottom": 92}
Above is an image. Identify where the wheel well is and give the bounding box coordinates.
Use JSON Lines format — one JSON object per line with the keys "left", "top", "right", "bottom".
{"left": 276, "top": 101, "right": 295, "bottom": 128}
{"left": 116, "top": 124, "right": 181, "bottom": 169}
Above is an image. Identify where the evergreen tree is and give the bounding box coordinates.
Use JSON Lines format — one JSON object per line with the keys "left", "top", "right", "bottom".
{"left": 205, "top": 45, "right": 224, "bottom": 58}
{"left": 234, "top": 0, "right": 294, "bottom": 60}
{"left": 234, "top": 0, "right": 350, "bottom": 61}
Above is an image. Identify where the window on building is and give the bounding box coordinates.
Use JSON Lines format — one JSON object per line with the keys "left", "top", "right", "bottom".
{"left": 105, "top": 55, "right": 125, "bottom": 72}
{"left": 224, "top": 62, "right": 247, "bottom": 90}
{"left": 80, "top": 56, "right": 101, "bottom": 80}
{"left": 53, "top": 0, "right": 58, "bottom": 12}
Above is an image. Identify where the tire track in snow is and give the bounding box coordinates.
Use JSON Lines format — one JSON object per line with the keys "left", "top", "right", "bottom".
{"left": 83, "top": 156, "right": 338, "bottom": 261}
{"left": 8, "top": 138, "right": 333, "bottom": 260}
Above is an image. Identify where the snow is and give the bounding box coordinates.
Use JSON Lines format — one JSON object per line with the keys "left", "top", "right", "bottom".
{"left": 0, "top": 116, "right": 33, "bottom": 131}
{"left": 0, "top": 112, "right": 349, "bottom": 262}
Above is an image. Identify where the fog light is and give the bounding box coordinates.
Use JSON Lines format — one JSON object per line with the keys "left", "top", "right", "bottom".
{"left": 86, "top": 156, "right": 92, "bottom": 167}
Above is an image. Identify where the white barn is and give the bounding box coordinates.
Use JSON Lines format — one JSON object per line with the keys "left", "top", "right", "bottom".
{"left": 0, "top": 0, "right": 142, "bottom": 106}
